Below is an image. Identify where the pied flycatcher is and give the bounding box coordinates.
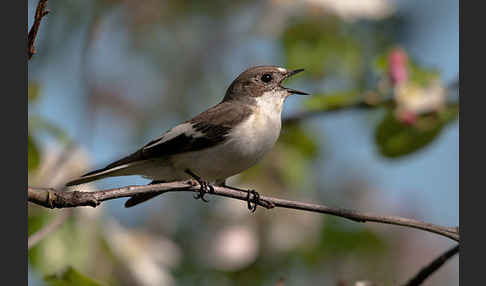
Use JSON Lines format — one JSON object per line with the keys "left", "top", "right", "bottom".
{"left": 66, "top": 66, "right": 308, "bottom": 210}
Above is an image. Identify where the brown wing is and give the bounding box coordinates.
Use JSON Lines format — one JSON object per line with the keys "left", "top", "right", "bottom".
{"left": 79, "top": 101, "right": 252, "bottom": 178}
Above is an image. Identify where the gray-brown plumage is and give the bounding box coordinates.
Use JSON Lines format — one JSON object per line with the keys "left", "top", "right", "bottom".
{"left": 66, "top": 65, "right": 307, "bottom": 207}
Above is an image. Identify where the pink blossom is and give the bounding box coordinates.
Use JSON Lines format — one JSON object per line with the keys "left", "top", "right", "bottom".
{"left": 388, "top": 48, "right": 408, "bottom": 85}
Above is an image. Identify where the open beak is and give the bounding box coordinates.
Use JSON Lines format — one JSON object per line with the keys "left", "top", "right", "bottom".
{"left": 281, "top": 69, "right": 309, "bottom": 95}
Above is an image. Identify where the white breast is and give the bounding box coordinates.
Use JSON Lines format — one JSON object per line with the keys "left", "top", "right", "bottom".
{"left": 168, "top": 91, "right": 286, "bottom": 182}
{"left": 230, "top": 92, "right": 285, "bottom": 159}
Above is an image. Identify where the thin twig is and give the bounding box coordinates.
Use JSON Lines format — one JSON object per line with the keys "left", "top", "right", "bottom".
{"left": 28, "top": 209, "right": 73, "bottom": 249}
{"left": 283, "top": 100, "right": 373, "bottom": 125}
{"left": 402, "top": 244, "right": 459, "bottom": 286}
{"left": 28, "top": 0, "right": 49, "bottom": 60}
{"left": 27, "top": 183, "right": 459, "bottom": 241}
{"left": 283, "top": 79, "right": 459, "bottom": 125}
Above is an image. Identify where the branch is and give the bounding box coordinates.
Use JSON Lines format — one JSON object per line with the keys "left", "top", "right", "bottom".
{"left": 402, "top": 244, "right": 459, "bottom": 286}
{"left": 28, "top": 183, "right": 459, "bottom": 242}
{"left": 283, "top": 79, "right": 459, "bottom": 125}
{"left": 28, "top": 0, "right": 49, "bottom": 60}
{"left": 283, "top": 100, "right": 373, "bottom": 125}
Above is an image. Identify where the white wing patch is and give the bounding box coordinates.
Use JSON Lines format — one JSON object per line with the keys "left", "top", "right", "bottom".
{"left": 143, "top": 122, "right": 205, "bottom": 150}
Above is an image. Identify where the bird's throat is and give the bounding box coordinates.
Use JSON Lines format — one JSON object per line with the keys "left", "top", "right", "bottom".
{"left": 255, "top": 91, "right": 286, "bottom": 117}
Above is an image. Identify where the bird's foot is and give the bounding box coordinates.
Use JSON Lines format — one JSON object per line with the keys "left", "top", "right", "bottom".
{"left": 246, "top": 189, "right": 260, "bottom": 213}
{"left": 185, "top": 170, "right": 213, "bottom": 203}
{"left": 194, "top": 180, "right": 213, "bottom": 202}
{"left": 220, "top": 183, "right": 262, "bottom": 213}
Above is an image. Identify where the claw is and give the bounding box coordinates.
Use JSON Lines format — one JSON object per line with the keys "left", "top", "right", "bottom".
{"left": 193, "top": 181, "right": 210, "bottom": 202}
{"left": 185, "top": 170, "right": 213, "bottom": 203}
{"left": 221, "top": 183, "right": 262, "bottom": 213}
{"left": 193, "top": 192, "right": 209, "bottom": 202}
{"left": 246, "top": 189, "right": 260, "bottom": 213}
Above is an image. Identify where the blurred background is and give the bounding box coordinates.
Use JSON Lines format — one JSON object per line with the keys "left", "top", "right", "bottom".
{"left": 28, "top": 0, "right": 458, "bottom": 285}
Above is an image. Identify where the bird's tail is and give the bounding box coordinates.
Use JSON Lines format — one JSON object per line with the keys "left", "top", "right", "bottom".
{"left": 124, "top": 192, "right": 161, "bottom": 208}
{"left": 65, "top": 163, "right": 137, "bottom": 186}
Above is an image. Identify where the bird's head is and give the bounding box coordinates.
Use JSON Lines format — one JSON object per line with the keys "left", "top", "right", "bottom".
{"left": 223, "top": 66, "right": 309, "bottom": 103}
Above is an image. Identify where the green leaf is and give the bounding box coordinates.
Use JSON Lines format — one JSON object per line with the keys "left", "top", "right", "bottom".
{"left": 28, "top": 211, "right": 53, "bottom": 273}
{"left": 28, "top": 211, "right": 50, "bottom": 237}
{"left": 28, "top": 135, "right": 41, "bottom": 172}
{"left": 29, "top": 82, "right": 41, "bottom": 103}
{"left": 279, "top": 124, "right": 319, "bottom": 158}
{"left": 375, "top": 111, "right": 452, "bottom": 158}
{"left": 279, "top": 145, "right": 311, "bottom": 187}
{"left": 281, "top": 18, "right": 362, "bottom": 79}
{"left": 302, "top": 91, "right": 360, "bottom": 111}
{"left": 373, "top": 52, "right": 388, "bottom": 72}
{"left": 319, "top": 218, "right": 386, "bottom": 255}
{"left": 45, "top": 267, "right": 104, "bottom": 286}
{"left": 408, "top": 61, "right": 440, "bottom": 86}
{"left": 28, "top": 213, "right": 107, "bottom": 281}
{"left": 303, "top": 217, "right": 387, "bottom": 265}
{"left": 438, "top": 103, "right": 460, "bottom": 122}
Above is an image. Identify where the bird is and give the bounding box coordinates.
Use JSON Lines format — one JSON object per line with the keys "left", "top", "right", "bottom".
{"left": 66, "top": 65, "right": 308, "bottom": 210}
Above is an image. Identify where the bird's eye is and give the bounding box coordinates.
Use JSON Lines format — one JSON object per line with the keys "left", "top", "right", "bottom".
{"left": 261, "top": 73, "right": 273, "bottom": 83}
